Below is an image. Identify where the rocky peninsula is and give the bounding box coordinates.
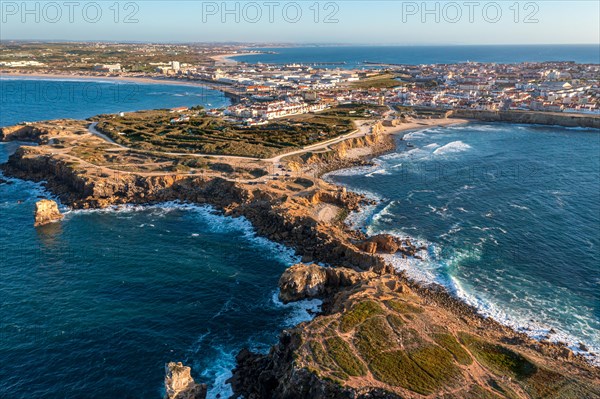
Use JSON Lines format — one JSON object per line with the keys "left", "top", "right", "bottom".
{"left": 1, "top": 114, "right": 599, "bottom": 399}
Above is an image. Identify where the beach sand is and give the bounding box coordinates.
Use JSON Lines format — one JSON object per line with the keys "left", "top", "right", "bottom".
{"left": 210, "top": 52, "right": 258, "bottom": 65}
{"left": 343, "top": 118, "right": 469, "bottom": 159}
{"left": 384, "top": 118, "right": 468, "bottom": 136}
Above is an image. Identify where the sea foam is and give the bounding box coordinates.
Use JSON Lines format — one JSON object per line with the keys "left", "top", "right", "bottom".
{"left": 432, "top": 140, "right": 472, "bottom": 155}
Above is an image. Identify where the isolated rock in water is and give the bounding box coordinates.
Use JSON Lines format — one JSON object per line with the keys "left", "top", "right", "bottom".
{"left": 164, "top": 362, "right": 207, "bottom": 399}
{"left": 34, "top": 199, "right": 64, "bottom": 227}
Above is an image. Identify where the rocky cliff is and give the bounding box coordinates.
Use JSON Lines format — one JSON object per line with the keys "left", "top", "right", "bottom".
{"left": 287, "top": 124, "right": 396, "bottom": 176}
{"left": 450, "top": 109, "right": 600, "bottom": 129}
{"left": 278, "top": 264, "right": 376, "bottom": 304}
{"left": 230, "top": 265, "right": 600, "bottom": 399}
{"left": 1, "top": 140, "right": 394, "bottom": 274}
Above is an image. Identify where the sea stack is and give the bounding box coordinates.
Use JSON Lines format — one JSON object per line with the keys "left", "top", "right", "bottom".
{"left": 164, "top": 362, "right": 207, "bottom": 399}
{"left": 34, "top": 199, "right": 64, "bottom": 227}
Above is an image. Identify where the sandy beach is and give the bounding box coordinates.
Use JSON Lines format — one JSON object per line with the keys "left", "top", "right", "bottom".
{"left": 342, "top": 118, "right": 469, "bottom": 160}
{"left": 384, "top": 117, "right": 468, "bottom": 135}
{"left": 209, "top": 52, "right": 259, "bottom": 65}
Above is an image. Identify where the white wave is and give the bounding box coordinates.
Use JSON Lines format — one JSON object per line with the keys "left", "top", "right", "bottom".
{"left": 402, "top": 131, "right": 426, "bottom": 140}
{"left": 69, "top": 202, "right": 300, "bottom": 265}
{"left": 344, "top": 203, "right": 378, "bottom": 231}
{"left": 423, "top": 143, "right": 440, "bottom": 149}
{"left": 509, "top": 203, "right": 529, "bottom": 211}
{"left": 379, "top": 147, "right": 424, "bottom": 161}
{"left": 271, "top": 291, "right": 322, "bottom": 327}
{"left": 432, "top": 140, "right": 472, "bottom": 155}
{"left": 371, "top": 201, "right": 396, "bottom": 226}
{"left": 449, "top": 276, "right": 600, "bottom": 366}
{"left": 365, "top": 168, "right": 389, "bottom": 177}
{"left": 200, "top": 346, "right": 236, "bottom": 399}
{"left": 323, "top": 164, "right": 378, "bottom": 178}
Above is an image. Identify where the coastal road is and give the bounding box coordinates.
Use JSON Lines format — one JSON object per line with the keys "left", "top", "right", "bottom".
{"left": 88, "top": 122, "right": 128, "bottom": 149}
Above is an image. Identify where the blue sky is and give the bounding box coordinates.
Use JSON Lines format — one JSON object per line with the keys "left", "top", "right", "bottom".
{"left": 1, "top": 1, "right": 599, "bottom": 44}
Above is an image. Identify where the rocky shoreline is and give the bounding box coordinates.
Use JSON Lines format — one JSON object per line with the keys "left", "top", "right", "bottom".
{"left": 1, "top": 118, "right": 599, "bottom": 398}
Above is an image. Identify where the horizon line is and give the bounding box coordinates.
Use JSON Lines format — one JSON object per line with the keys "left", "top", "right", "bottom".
{"left": 1, "top": 39, "right": 600, "bottom": 47}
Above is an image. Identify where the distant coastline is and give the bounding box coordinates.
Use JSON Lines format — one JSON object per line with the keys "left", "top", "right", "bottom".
{"left": 0, "top": 72, "right": 217, "bottom": 89}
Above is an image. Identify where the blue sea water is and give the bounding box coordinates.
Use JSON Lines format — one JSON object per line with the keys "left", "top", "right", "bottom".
{"left": 326, "top": 123, "right": 600, "bottom": 361}
{"left": 234, "top": 44, "right": 600, "bottom": 67}
{"left": 0, "top": 79, "right": 320, "bottom": 397}
{"left": 0, "top": 77, "right": 229, "bottom": 126}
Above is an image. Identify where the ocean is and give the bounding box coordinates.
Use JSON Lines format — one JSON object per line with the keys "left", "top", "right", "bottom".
{"left": 326, "top": 122, "right": 600, "bottom": 362}
{"left": 0, "top": 79, "right": 320, "bottom": 398}
{"left": 233, "top": 44, "right": 600, "bottom": 66}
{"left": 0, "top": 77, "right": 229, "bottom": 126}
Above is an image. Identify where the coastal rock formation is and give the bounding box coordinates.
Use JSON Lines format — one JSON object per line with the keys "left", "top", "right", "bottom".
{"left": 286, "top": 124, "right": 396, "bottom": 176}
{"left": 34, "top": 199, "right": 63, "bottom": 226}
{"left": 232, "top": 273, "right": 600, "bottom": 399}
{"left": 357, "top": 234, "right": 426, "bottom": 258}
{"left": 278, "top": 264, "right": 375, "bottom": 303}
{"left": 164, "top": 362, "right": 207, "bottom": 399}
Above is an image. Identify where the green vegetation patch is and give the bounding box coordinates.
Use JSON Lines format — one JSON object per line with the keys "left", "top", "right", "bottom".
{"left": 369, "top": 350, "right": 440, "bottom": 395}
{"left": 459, "top": 333, "right": 600, "bottom": 398}
{"left": 386, "top": 314, "right": 405, "bottom": 330}
{"left": 458, "top": 333, "right": 536, "bottom": 379}
{"left": 441, "top": 385, "right": 505, "bottom": 399}
{"left": 354, "top": 317, "right": 399, "bottom": 361}
{"left": 432, "top": 333, "right": 472, "bottom": 366}
{"left": 409, "top": 344, "right": 461, "bottom": 387}
{"left": 358, "top": 328, "right": 462, "bottom": 395}
{"left": 385, "top": 299, "right": 424, "bottom": 314}
{"left": 519, "top": 367, "right": 600, "bottom": 399}
{"left": 317, "top": 103, "right": 388, "bottom": 119}
{"left": 351, "top": 74, "right": 403, "bottom": 89}
{"left": 324, "top": 337, "right": 367, "bottom": 377}
{"left": 309, "top": 340, "right": 338, "bottom": 372}
{"left": 339, "top": 300, "right": 385, "bottom": 333}
{"left": 94, "top": 109, "right": 355, "bottom": 158}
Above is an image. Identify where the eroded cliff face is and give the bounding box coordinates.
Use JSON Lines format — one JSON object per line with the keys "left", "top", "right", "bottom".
{"left": 278, "top": 264, "right": 376, "bottom": 304}
{"left": 450, "top": 109, "right": 600, "bottom": 129}
{"left": 1, "top": 140, "right": 395, "bottom": 275}
{"left": 230, "top": 266, "right": 600, "bottom": 399}
{"left": 287, "top": 124, "right": 396, "bottom": 175}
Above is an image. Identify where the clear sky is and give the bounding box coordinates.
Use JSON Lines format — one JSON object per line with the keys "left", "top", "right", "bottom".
{"left": 1, "top": 1, "right": 599, "bottom": 44}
